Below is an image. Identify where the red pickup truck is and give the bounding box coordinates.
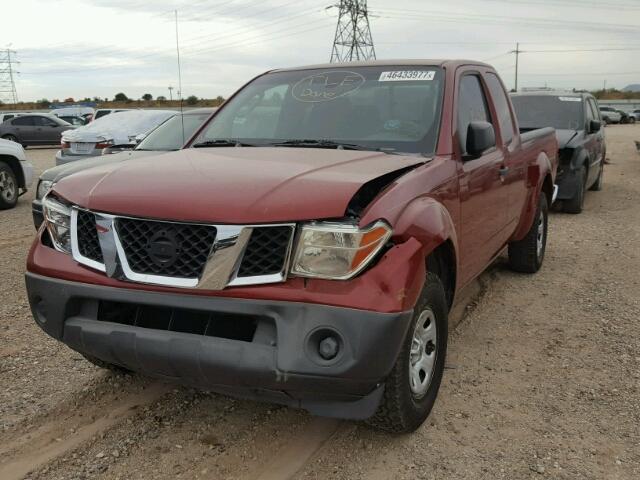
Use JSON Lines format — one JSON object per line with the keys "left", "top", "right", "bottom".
{"left": 26, "top": 60, "right": 557, "bottom": 433}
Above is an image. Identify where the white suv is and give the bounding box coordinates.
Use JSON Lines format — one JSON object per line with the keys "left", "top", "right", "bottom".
{"left": 598, "top": 106, "right": 622, "bottom": 124}
{"left": 0, "top": 138, "right": 33, "bottom": 209}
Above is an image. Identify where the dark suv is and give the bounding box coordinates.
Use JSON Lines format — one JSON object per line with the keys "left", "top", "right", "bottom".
{"left": 511, "top": 91, "right": 605, "bottom": 213}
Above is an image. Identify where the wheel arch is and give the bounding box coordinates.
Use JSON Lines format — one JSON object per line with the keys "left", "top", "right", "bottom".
{"left": 0, "top": 154, "right": 25, "bottom": 188}
{"left": 512, "top": 151, "right": 553, "bottom": 242}
{"left": 541, "top": 172, "right": 553, "bottom": 207}
{"left": 572, "top": 149, "right": 590, "bottom": 176}
{"left": 390, "top": 195, "right": 460, "bottom": 307}
{"left": 425, "top": 239, "right": 457, "bottom": 309}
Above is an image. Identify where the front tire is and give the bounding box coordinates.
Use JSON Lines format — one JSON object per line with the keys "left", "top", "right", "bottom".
{"left": 508, "top": 193, "right": 548, "bottom": 273}
{"left": 367, "top": 272, "right": 448, "bottom": 433}
{"left": 0, "top": 161, "right": 18, "bottom": 210}
{"left": 2, "top": 134, "right": 19, "bottom": 143}
{"left": 563, "top": 166, "right": 586, "bottom": 214}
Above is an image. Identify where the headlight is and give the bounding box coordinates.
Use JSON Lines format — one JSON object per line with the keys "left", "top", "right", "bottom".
{"left": 291, "top": 221, "right": 392, "bottom": 280}
{"left": 37, "top": 180, "right": 53, "bottom": 200}
{"left": 43, "top": 194, "right": 72, "bottom": 253}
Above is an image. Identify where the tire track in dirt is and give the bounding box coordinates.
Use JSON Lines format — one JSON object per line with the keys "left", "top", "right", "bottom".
{"left": 0, "top": 383, "right": 170, "bottom": 480}
{"left": 246, "top": 418, "right": 342, "bottom": 480}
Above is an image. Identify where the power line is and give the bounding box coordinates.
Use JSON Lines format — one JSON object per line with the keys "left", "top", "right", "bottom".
{"left": 329, "top": 0, "right": 376, "bottom": 62}
{"left": 18, "top": 2, "right": 323, "bottom": 69}
{"left": 0, "top": 49, "right": 19, "bottom": 104}
{"left": 373, "top": 7, "right": 640, "bottom": 34}
{"left": 18, "top": 17, "right": 333, "bottom": 75}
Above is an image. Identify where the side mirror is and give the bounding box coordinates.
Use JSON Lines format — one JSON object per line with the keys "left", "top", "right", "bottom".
{"left": 466, "top": 121, "right": 496, "bottom": 158}
{"left": 589, "top": 120, "right": 601, "bottom": 133}
{"left": 135, "top": 133, "right": 146, "bottom": 144}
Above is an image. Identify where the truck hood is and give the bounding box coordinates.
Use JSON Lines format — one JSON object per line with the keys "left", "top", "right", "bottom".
{"left": 53, "top": 147, "right": 426, "bottom": 223}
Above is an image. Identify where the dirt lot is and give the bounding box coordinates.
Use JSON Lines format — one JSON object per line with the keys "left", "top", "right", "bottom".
{"left": 1, "top": 127, "right": 639, "bottom": 480}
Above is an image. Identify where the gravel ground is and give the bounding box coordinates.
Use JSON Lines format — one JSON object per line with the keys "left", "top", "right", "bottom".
{"left": 1, "top": 127, "right": 638, "bottom": 480}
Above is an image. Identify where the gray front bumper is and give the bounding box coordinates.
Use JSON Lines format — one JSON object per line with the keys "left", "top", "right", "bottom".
{"left": 25, "top": 273, "right": 413, "bottom": 419}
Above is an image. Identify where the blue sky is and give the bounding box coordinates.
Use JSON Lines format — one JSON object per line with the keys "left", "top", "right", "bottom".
{"left": 4, "top": 0, "right": 640, "bottom": 102}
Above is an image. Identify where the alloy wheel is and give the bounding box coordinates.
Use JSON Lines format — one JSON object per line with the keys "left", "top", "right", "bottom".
{"left": 0, "top": 170, "right": 17, "bottom": 202}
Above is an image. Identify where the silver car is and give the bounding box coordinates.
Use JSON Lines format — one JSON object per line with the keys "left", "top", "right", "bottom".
{"left": 55, "top": 109, "right": 175, "bottom": 165}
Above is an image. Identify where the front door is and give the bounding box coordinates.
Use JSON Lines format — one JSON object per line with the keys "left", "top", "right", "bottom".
{"left": 33, "top": 116, "right": 62, "bottom": 144}
{"left": 456, "top": 73, "right": 508, "bottom": 284}
{"left": 585, "top": 98, "right": 604, "bottom": 186}
{"left": 11, "top": 116, "right": 37, "bottom": 143}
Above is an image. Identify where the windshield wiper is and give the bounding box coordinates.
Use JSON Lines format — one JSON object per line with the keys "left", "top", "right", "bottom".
{"left": 269, "top": 139, "right": 385, "bottom": 152}
{"left": 192, "top": 139, "right": 256, "bottom": 148}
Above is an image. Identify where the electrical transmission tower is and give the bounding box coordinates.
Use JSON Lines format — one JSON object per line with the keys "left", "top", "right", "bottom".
{"left": 0, "top": 48, "right": 18, "bottom": 105}
{"left": 329, "top": 0, "right": 376, "bottom": 63}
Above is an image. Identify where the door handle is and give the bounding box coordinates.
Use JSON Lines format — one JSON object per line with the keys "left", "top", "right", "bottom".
{"left": 499, "top": 166, "right": 509, "bottom": 177}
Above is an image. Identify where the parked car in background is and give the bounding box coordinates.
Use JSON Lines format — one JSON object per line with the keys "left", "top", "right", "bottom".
{"left": 599, "top": 106, "right": 621, "bottom": 124}
{"left": 512, "top": 91, "right": 604, "bottom": 214}
{"left": 631, "top": 109, "right": 640, "bottom": 121}
{"left": 27, "top": 60, "right": 558, "bottom": 433}
{"left": 617, "top": 109, "right": 635, "bottom": 124}
{"left": 32, "top": 108, "right": 216, "bottom": 227}
{"left": 57, "top": 115, "right": 87, "bottom": 126}
{"left": 91, "top": 108, "right": 131, "bottom": 122}
{"left": 0, "top": 137, "right": 33, "bottom": 209}
{"left": 55, "top": 109, "right": 175, "bottom": 165}
{"left": 50, "top": 106, "right": 94, "bottom": 118}
{"left": 0, "top": 112, "right": 25, "bottom": 124}
{"left": 0, "top": 114, "right": 76, "bottom": 147}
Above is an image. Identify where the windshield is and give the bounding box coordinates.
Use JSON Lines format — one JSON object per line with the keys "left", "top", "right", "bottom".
{"left": 193, "top": 66, "right": 445, "bottom": 154}
{"left": 511, "top": 95, "right": 584, "bottom": 130}
{"left": 137, "top": 112, "right": 212, "bottom": 151}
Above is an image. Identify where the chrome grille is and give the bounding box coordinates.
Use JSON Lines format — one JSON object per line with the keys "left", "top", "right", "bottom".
{"left": 71, "top": 208, "right": 295, "bottom": 289}
{"left": 115, "top": 218, "right": 216, "bottom": 279}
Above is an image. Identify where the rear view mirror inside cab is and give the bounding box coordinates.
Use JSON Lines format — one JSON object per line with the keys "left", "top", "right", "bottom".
{"left": 466, "top": 121, "right": 496, "bottom": 158}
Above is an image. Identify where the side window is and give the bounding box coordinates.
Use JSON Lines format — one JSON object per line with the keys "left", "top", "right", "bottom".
{"left": 588, "top": 99, "right": 600, "bottom": 121}
{"left": 4, "top": 115, "right": 14, "bottom": 121}
{"left": 457, "top": 75, "right": 491, "bottom": 155}
{"left": 34, "top": 116, "right": 57, "bottom": 126}
{"left": 485, "top": 73, "right": 514, "bottom": 144}
{"left": 94, "top": 110, "right": 110, "bottom": 119}
{"left": 584, "top": 100, "right": 594, "bottom": 122}
{"left": 12, "top": 116, "right": 34, "bottom": 126}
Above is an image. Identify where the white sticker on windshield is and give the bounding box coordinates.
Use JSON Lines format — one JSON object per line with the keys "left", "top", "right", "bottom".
{"left": 558, "top": 96, "right": 581, "bottom": 102}
{"left": 379, "top": 71, "right": 436, "bottom": 82}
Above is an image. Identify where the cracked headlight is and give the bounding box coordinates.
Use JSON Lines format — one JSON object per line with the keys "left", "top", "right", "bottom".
{"left": 37, "top": 180, "right": 53, "bottom": 200}
{"left": 43, "top": 194, "right": 71, "bottom": 253}
{"left": 291, "top": 221, "right": 392, "bottom": 280}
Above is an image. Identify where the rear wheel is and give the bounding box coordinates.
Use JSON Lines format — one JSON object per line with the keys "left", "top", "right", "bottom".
{"left": 563, "top": 166, "right": 586, "bottom": 214}
{"left": 508, "top": 193, "right": 548, "bottom": 273}
{"left": 0, "top": 162, "right": 18, "bottom": 210}
{"left": 2, "top": 134, "right": 18, "bottom": 143}
{"left": 367, "top": 272, "right": 448, "bottom": 433}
